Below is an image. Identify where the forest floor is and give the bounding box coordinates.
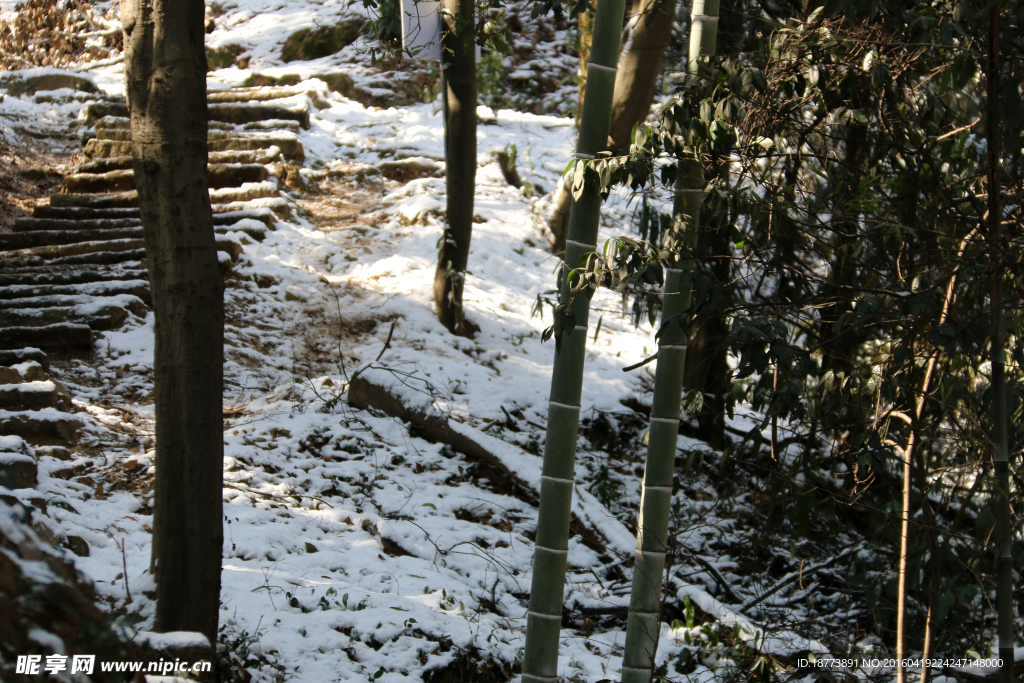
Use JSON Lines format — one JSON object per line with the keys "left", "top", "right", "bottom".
{"left": 2, "top": 2, "right": 1014, "bottom": 683}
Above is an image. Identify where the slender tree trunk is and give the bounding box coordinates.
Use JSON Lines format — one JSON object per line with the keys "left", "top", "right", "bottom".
{"left": 577, "top": 5, "right": 594, "bottom": 118}
{"left": 122, "top": 0, "right": 223, "bottom": 644}
{"left": 608, "top": 0, "right": 678, "bottom": 150}
{"left": 986, "top": 5, "right": 1015, "bottom": 681}
{"left": 522, "top": 1, "right": 628, "bottom": 680}
{"left": 433, "top": 0, "right": 477, "bottom": 336}
{"left": 547, "top": 0, "right": 677, "bottom": 251}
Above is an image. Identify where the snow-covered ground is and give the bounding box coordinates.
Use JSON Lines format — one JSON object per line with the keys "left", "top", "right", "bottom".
{"left": 0, "top": 3, "right": 855, "bottom": 683}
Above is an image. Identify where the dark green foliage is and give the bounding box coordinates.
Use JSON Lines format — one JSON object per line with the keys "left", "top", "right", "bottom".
{"left": 281, "top": 20, "right": 363, "bottom": 62}
{"left": 595, "top": 0, "right": 1024, "bottom": 666}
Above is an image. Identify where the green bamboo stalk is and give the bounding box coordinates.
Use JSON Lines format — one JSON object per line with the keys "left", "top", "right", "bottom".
{"left": 521, "top": 0, "right": 628, "bottom": 680}
{"left": 621, "top": 3, "right": 719, "bottom": 682}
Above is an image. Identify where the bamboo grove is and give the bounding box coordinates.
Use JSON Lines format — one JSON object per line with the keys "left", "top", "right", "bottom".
{"left": 524, "top": 0, "right": 1022, "bottom": 680}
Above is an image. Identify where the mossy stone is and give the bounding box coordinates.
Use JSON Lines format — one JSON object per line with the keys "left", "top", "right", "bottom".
{"left": 281, "top": 20, "right": 362, "bottom": 62}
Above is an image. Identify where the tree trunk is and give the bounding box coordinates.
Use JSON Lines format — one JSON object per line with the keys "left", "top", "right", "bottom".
{"left": 122, "top": 0, "right": 224, "bottom": 644}
{"left": 986, "top": 6, "right": 1015, "bottom": 681}
{"left": 547, "top": 0, "right": 677, "bottom": 252}
{"left": 432, "top": 0, "right": 477, "bottom": 336}
{"left": 608, "top": 0, "right": 678, "bottom": 151}
{"left": 521, "top": 1, "right": 628, "bottom": 680}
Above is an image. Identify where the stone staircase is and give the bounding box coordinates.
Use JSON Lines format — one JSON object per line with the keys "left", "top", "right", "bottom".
{"left": 0, "top": 83, "right": 315, "bottom": 486}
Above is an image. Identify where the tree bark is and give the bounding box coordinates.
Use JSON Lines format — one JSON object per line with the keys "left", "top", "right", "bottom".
{"left": 608, "top": 0, "right": 678, "bottom": 151}
{"left": 547, "top": 0, "right": 677, "bottom": 252}
{"left": 122, "top": 0, "right": 224, "bottom": 644}
{"left": 432, "top": 0, "right": 477, "bottom": 336}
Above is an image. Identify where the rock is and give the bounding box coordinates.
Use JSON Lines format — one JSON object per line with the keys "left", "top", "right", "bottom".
{"left": 34, "top": 445, "right": 71, "bottom": 461}
{"left": 377, "top": 157, "right": 444, "bottom": 182}
{"left": 63, "top": 535, "right": 90, "bottom": 557}
{"left": 318, "top": 71, "right": 360, "bottom": 98}
{"left": 304, "top": 542, "right": 319, "bottom": 553}
{"left": 0, "top": 450, "right": 37, "bottom": 489}
{"left": 0, "top": 368, "right": 21, "bottom": 384}
{"left": 0, "top": 71, "right": 98, "bottom": 97}
{"left": 281, "top": 20, "right": 363, "bottom": 62}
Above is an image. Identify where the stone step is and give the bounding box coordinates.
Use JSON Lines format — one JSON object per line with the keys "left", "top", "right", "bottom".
{"left": 85, "top": 100, "right": 311, "bottom": 127}
{"left": 0, "top": 228, "right": 142, "bottom": 249}
{"left": 0, "top": 280, "right": 150, "bottom": 304}
{"left": 32, "top": 205, "right": 138, "bottom": 220}
{"left": 75, "top": 148, "right": 282, "bottom": 174}
{"left": 0, "top": 237, "right": 241, "bottom": 266}
{"left": 0, "top": 304, "right": 133, "bottom": 331}
{"left": 27, "top": 207, "right": 276, "bottom": 229}
{"left": 0, "top": 294, "right": 148, "bottom": 317}
{"left": 0, "top": 360, "right": 46, "bottom": 382}
{"left": 205, "top": 86, "right": 322, "bottom": 104}
{"left": 0, "top": 381, "right": 67, "bottom": 411}
{"left": 0, "top": 237, "right": 145, "bottom": 261}
{"left": 0, "top": 268, "right": 147, "bottom": 288}
{"left": 0, "top": 324, "right": 93, "bottom": 356}
{"left": 3, "top": 223, "right": 265, "bottom": 249}
{"left": 84, "top": 133, "right": 303, "bottom": 161}
{"left": 48, "top": 184, "right": 286, "bottom": 209}
{"left": 0, "top": 408, "right": 84, "bottom": 446}
{"left": 0, "top": 348, "right": 49, "bottom": 370}
{"left": 14, "top": 217, "right": 140, "bottom": 232}
{"left": 64, "top": 163, "right": 269, "bottom": 194}
{"left": 0, "top": 445, "right": 37, "bottom": 489}
{"left": 48, "top": 251, "right": 145, "bottom": 267}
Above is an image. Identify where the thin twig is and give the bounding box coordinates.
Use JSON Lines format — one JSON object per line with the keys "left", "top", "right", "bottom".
{"left": 375, "top": 321, "right": 396, "bottom": 362}
{"left": 622, "top": 351, "right": 658, "bottom": 372}
{"left": 742, "top": 547, "right": 858, "bottom": 612}
{"left": 119, "top": 538, "right": 132, "bottom": 603}
{"left": 223, "top": 482, "right": 335, "bottom": 509}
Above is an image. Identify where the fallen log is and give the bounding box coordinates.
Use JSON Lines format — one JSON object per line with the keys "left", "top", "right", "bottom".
{"left": 347, "top": 365, "right": 638, "bottom": 557}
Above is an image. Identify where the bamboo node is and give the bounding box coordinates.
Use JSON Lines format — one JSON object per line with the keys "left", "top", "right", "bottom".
{"left": 548, "top": 400, "right": 581, "bottom": 410}
{"left": 527, "top": 609, "right": 564, "bottom": 620}
{"left": 535, "top": 544, "right": 570, "bottom": 554}
{"left": 541, "top": 474, "right": 575, "bottom": 484}
{"left": 587, "top": 62, "right": 617, "bottom": 73}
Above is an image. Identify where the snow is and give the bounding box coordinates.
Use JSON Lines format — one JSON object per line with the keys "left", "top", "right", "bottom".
{"left": 0, "top": 3, "right": 881, "bottom": 682}
{"left": 134, "top": 631, "right": 211, "bottom": 650}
